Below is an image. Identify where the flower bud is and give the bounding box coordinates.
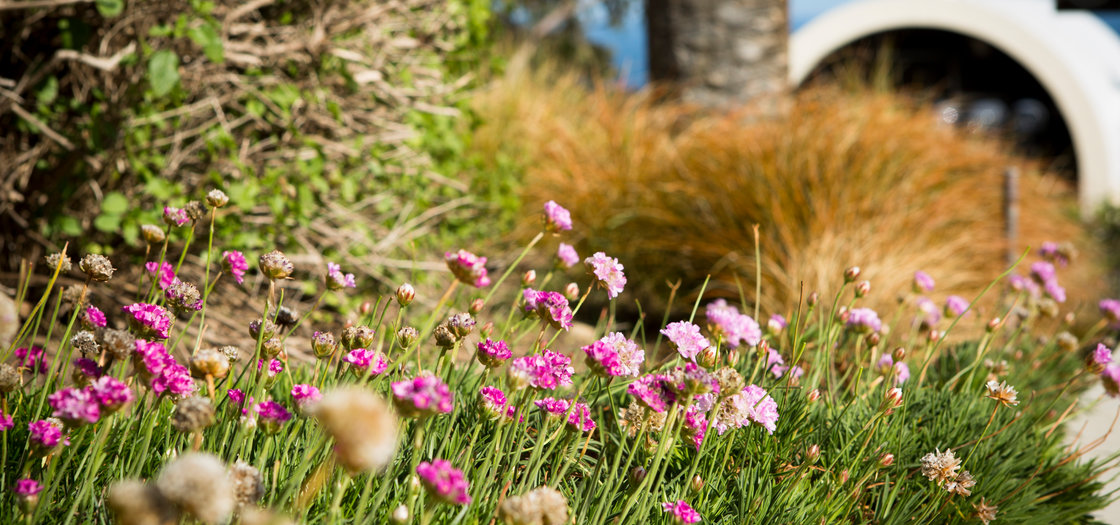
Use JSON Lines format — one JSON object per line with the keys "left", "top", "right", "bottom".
{"left": 433, "top": 325, "right": 456, "bottom": 349}
{"left": 927, "top": 330, "right": 943, "bottom": 344}
{"left": 391, "top": 504, "right": 409, "bottom": 525}
{"left": 469, "top": 298, "right": 485, "bottom": 315}
{"left": 448, "top": 313, "right": 475, "bottom": 339}
{"left": 892, "top": 347, "right": 906, "bottom": 362}
{"left": 839, "top": 469, "right": 850, "bottom": 484}
{"left": 838, "top": 307, "right": 850, "bottom": 324}
{"left": 341, "top": 325, "right": 376, "bottom": 350}
{"left": 878, "top": 452, "right": 894, "bottom": 467}
{"left": 249, "top": 318, "right": 278, "bottom": 341}
{"left": 396, "top": 283, "right": 415, "bottom": 307}
{"left": 258, "top": 250, "right": 294, "bottom": 280}
{"left": 628, "top": 466, "right": 647, "bottom": 486}
{"left": 260, "top": 337, "right": 284, "bottom": 360}
{"left": 844, "top": 266, "right": 861, "bottom": 283}
{"left": 806, "top": 444, "right": 820, "bottom": 464}
{"left": 564, "top": 282, "right": 580, "bottom": 302}
{"left": 206, "top": 189, "right": 229, "bottom": 208}
{"left": 522, "top": 270, "right": 537, "bottom": 287}
{"left": 883, "top": 387, "right": 903, "bottom": 414}
{"left": 726, "top": 350, "right": 740, "bottom": 367}
{"left": 808, "top": 292, "right": 820, "bottom": 307}
{"left": 311, "top": 331, "right": 337, "bottom": 359}
{"left": 865, "top": 332, "right": 880, "bottom": 347}
{"left": 397, "top": 326, "right": 419, "bottom": 349}
{"left": 190, "top": 349, "right": 230, "bottom": 379}
{"left": 807, "top": 389, "right": 821, "bottom": 403}
{"left": 698, "top": 346, "right": 719, "bottom": 368}
{"left": 855, "top": 280, "right": 871, "bottom": 298}
{"left": 480, "top": 322, "right": 494, "bottom": 339}
{"left": 690, "top": 474, "right": 704, "bottom": 492}
{"left": 141, "top": 224, "right": 166, "bottom": 244}
{"left": 360, "top": 301, "right": 373, "bottom": 316}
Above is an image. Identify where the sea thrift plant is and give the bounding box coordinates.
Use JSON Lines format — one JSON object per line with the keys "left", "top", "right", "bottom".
{"left": 222, "top": 250, "right": 249, "bottom": 284}
{"left": 705, "top": 300, "right": 762, "bottom": 347}
{"left": 326, "top": 262, "right": 356, "bottom": 290}
{"left": 417, "top": 460, "right": 471, "bottom": 506}
{"left": 542, "top": 200, "right": 572, "bottom": 232}
{"left": 344, "top": 349, "right": 389, "bottom": 378}
{"left": 445, "top": 249, "right": 491, "bottom": 288}
{"left": 662, "top": 321, "right": 711, "bottom": 361}
{"left": 508, "top": 350, "right": 573, "bottom": 390}
{"left": 556, "top": 243, "right": 579, "bottom": 268}
{"left": 122, "top": 303, "right": 173, "bottom": 339}
{"left": 583, "top": 332, "right": 643, "bottom": 377}
{"left": 83, "top": 305, "right": 107, "bottom": 328}
{"left": 145, "top": 261, "right": 176, "bottom": 290}
{"left": 663, "top": 500, "right": 702, "bottom": 524}
{"left": 584, "top": 251, "right": 627, "bottom": 299}
{"left": 913, "top": 270, "right": 935, "bottom": 293}
{"left": 476, "top": 338, "right": 512, "bottom": 368}
{"left": 846, "top": 307, "right": 882, "bottom": 334}
{"left": 391, "top": 375, "right": 454, "bottom": 418}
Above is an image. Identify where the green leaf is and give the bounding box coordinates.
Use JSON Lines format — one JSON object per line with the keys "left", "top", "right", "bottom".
{"left": 96, "top": 0, "right": 123, "bottom": 17}
{"left": 56, "top": 216, "right": 82, "bottom": 237}
{"left": 93, "top": 214, "right": 120, "bottom": 233}
{"left": 37, "top": 77, "right": 58, "bottom": 106}
{"left": 101, "top": 192, "right": 129, "bottom": 215}
{"left": 147, "top": 50, "right": 180, "bottom": 97}
{"left": 187, "top": 23, "right": 224, "bottom": 64}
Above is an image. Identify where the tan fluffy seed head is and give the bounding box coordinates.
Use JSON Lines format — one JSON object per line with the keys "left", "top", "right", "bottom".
{"left": 311, "top": 387, "right": 399, "bottom": 473}
{"left": 499, "top": 486, "right": 569, "bottom": 525}
{"left": 229, "top": 459, "right": 264, "bottom": 508}
{"left": 155, "top": 452, "right": 235, "bottom": 524}
{"left": 107, "top": 480, "right": 179, "bottom": 525}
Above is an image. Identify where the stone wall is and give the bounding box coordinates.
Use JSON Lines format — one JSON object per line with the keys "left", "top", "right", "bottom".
{"left": 647, "top": 0, "right": 789, "bottom": 110}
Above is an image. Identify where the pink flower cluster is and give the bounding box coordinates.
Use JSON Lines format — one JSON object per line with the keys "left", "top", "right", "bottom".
{"left": 257, "top": 400, "right": 292, "bottom": 433}
{"left": 83, "top": 306, "right": 107, "bottom": 329}
{"left": 122, "top": 303, "right": 173, "bottom": 339}
{"left": 392, "top": 375, "right": 454, "bottom": 418}
{"left": 326, "top": 262, "right": 356, "bottom": 290}
{"left": 662, "top": 500, "right": 702, "bottom": 524}
{"left": 508, "top": 350, "right": 574, "bottom": 390}
{"left": 48, "top": 388, "right": 100, "bottom": 426}
{"left": 291, "top": 384, "right": 322, "bottom": 410}
{"left": 476, "top": 338, "right": 512, "bottom": 368}
{"left": 1101, "top": 299, "right": 1120, "bottom": 326}
{"left": 163, "top": 206, "right": 189, "bottom": 226}
{"left": 583, "top": 332, "right": 644, "bottom": 377}
{"left": 1029, "top": 261, "right": 1066, "bottom": 303}
{"left": 543, "top": 200, "right": 573, "bottom": 232}
{"left": 28, "top": 419, "right": 65, "bottom": 451}
{"left": 533, "top": 397, "right": 595, "bottom": 432}
{"left": 344, "top": 349, "right": 388, "bottom": 378}
{"left": 584, "top": 252, "right": 626, "bottom": 299}
{"left": 416, "top": 459, "right": 471, "bottom": 505}
{"left": 14, "top": 345, "right": 48, "bottom": 374}
{"left": 714, "top": 384, "right": 779, "bottom": 435}
{"left": 845, "top": 307, "right": 882, "bottom": 334}
{"left": 557, "top": 243, "right": 579, "bottom": 268}
{"left": 915, "top": 297, "right": 941, "bottom": 328}
{"left": 682, "top": 406, "right": 708, "bottom": 450}
{"left": 479, "top": 386, "right": 517, "bottom": 420}
{"left": 0, "top": 412, "right": 12, "bottom": 432}
{"left": 222, "top": 250, "right": 248, "bottom": 284}
{"left": 627, "top": 374, "right": 679, "bottom": 413}
{"left": 661, "top": 321, "right": 711, "bottom": 361}
{"left": 445, "top": 249, "right": 491, "bottom": 288}
{"left": 257, "top": 358, "right": 284, "bottom": 377}
{"left": 705, "top": 300, "right": 762, "bottom": 347}
{"left": 133, "top": 339, "right": 195, "bottom": 398}
{"left": 944, "top": 295, "right": 969, "bottom": 318}
{"left": 876, "top": 355, "right": 910, "bottom": 384}
{"left": 145, "top": 261, "right": 176, "bottom": 290}
{"left": 523, "top": 289, "right": 574, "bottom": 331}
{"left": 913, "top": 270, "right": 935, "bottom": 293}
{"left": 14, "top": 478, "right": 42, "bottom": 498}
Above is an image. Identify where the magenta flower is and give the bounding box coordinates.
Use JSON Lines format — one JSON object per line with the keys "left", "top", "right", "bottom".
{"left": 163, "top": 206, "right": 189, "bottom": 227}
{"left": 228, "top": 388, "right": 246, "bottom": 407}
{"left": 89, "top": 376, "right": 133, "bottom": 413}
{"left": 48, "top": 387, "right": 100, "bottom": 426}
{"left": 846, "top": 307, "right": 882, "bottom": 334}
{"left": 535, "top": 397, "right": 570, "bottom": 414}
{"left": 83, "top": 306, "right": 107, "bottom": 328}
{"left": 944, "top": 295, "right": 970, "bottom": 318}
{"left": 445, "top": 249, "right": 491, "bottom": 288}
{"left": 876, "top": 355, "right": 910, "bottom": 385}
{"left": 1104, "top": 364, "right": 1120, "bottom": 398}
{"left": 145, "top": 261, "right": 176, "bottom": 290}
{"left": 392, "top": 375, "right": 454, "bottom": 418}
{"left": 584, "top": 252, "right": 626, "bottom": 299}
{"left": 1030, "top": 261, "right": 1057, "bottom": 285}
{"left": 28, "top": 419, "right": 64, "bottom": 450}
{"left": 565, "top": 401, "right": 596, "bottom": 432}
{"left": 14, "top": 479, "right": 42, "bottom": 498}
{"left": 557, "top": 243, "right": 579, "bottom": 268}
{"left": 767, "top": 314, "right": 787, "bottom": 334}
{"left": 14, "top": 345, "right": 48, "bottom": 374}
{"left": 662, "top": 500, "right": 702, "bottom": 524}
{"left": 915, "top": 297, "right": 941, "bottom": 328}
{"left": 508, "top": 350, "right": 573, "bottom": 390}
{"left": 291, "top": 384, "right": 323, "bottom": 411}
{"left": 705, "top": 300, "right": 762, "bottom": 347}
{"left": 72, "top": 358, "right": 102, "bottom": 382}
{"left": 583, "top": 332, "right": 644, "bottom": 377}
{"left": 257, "top": 401, "right": 292, "bottom": 433}
{"left": 416, "top": 459, "right": 471, "bottom": 505}
{"left": 1039, "top": 241, "right": 1072, "bottom": 266}
{"left": 543, "top": 200, "right": 573, "bottom": 232}
{"left": 627, "top": 374, "right": 678, "bottom": 413}
{"left": 0, "top": 412, "right": 12, "bottom": 432}
{"left": 151, "top": 364, "right": 195, "bottom": 398}
{"left": 122, "top": 303, "right": 172, "bottom": 339}
{"left": 1044, "top": 281, "right": 1067, "bottom": 303}
{"left": 344, "top": 349, "right": 388, "bottom": 378}
{"left": 1094, "top": 344, "right": 1113, "bottom": 366}
{"left": 682, "top": 406, "right": 707, "bottom": 450}
{"left": 1101, "top": 299, "right": 1120, "bottom": 325}
{"left": 523, "top": 289, "right": 574, "bottom": 331}
{"left": 662, "top": 321, "right": 711, "bottom": 361}
{"left": 326, "top": 262, "right": 356, "bottom": 290}
{"left": 1008, "top": 274, "right": 1040, "bottom": 297}
{"left": 714, "top": 385, "right": 779, "bottom": 435}
{"left": 222, "top": 250, "right": 248, "bottom": 285}
{"left": 476, "top": 339, "right": 512, "bottom": 368}
{"left": 133, "top": 340, "right": 194, "bottom": 398}
{"left": 479, "top": 386, "right": 515, "bottom": 420}
{"left": 913, "top": 271, "right": 936, "bottom": 293}
{"left": 256, "top": 358, "right": 284, "bottom": 378}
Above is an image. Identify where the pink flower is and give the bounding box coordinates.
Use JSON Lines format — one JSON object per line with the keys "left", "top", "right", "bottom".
{"left": 913, "top": 271, "right": 935, "bottom": 293}
{"left": 1094, "top": 344, "right": 1113, "bottom": 367}
{"left": 476, "top": 339, "right": 512, "bottom": 368}
{"left": 1101, "top": 299, "right": 1120, "bottom": 325}
{"left": 163, "top": 206, "right": 189, "bottom": 227}
{"left": 72, "top": 358, "right": 102, "bottom": 382}
{"left": 83, "top": 306, "right": 107, "bottom": 328}
{"left": 257, "top": 401, "right": 292, "bottom": 433}
{"left": 876, "top": 355, "right": 909, "bottom": 385}
{"left": 681, "top": 406, "right": 708, "bottom": 450}
{"left": 28, "top": 419, "right": 64, "bottom": 450}
{"left": 344, "top": 349, "right": 388, "bottom": 378}
{"left": 89, "top": 376, "right": 133, "bottom": 413}
{"left": 915, "top": 297, "right": 941, "bottom": 327}
{"left": 662, "top": 321, "right": 711, "bottom": 361}
{"left": 944, "top": 296, "right": 969, "bottom": 317}
{"left": 1104, "top": 365, "right": 1120, "bottom": 398}
{"left": 291, "top": 384, "right": 322, "bottom": 410}
{"left": 122, "top": 303, "right": 172, "bottom": 339}
{"left": 584, "top": 252, "right": 626, "bottom": 299}
{"left": 565, "top": 401, "right": 596, "bottom": 433}
{"left": 14, "top": 346, "right": 48, "bottom": 374}
{"left": 48, "top": 387, "right": 100, "bottom": 426}
{"left": 583, "top": 333, "right": 644, "bottom": 378}
{"left": 445, "top": 249, "right": 491, "bottom": 288}
{"left": 1030, "top": 261, "right": 1057, "bottom": 285}
{"left": 222, "top": 251, "right": 248, "bottom": 285}
{"left": 144, "top": 261, "right": 175, "bottom": 290}
{"left": 543, "top": 200, "right": 573, "bottom": 232}
{"left": 14, "top": 479, "right": 42, "bottom": 498}
{"left": 523, "top": 289, "right": 574, "bottom": 331}
{"left": 416, "top": 459, "right": 471, "bottom": 505}
{"left": 479, "top": 386, "right": 515, "bottom": 420}
{"left": 0, "top": 412, "right": 12, "bottom": 432}
{"left": 326, "top": 262, "right": 356, "bottom": 290}
{"left": 535, "top": 397, "right": 570, "bottom": 414}
{"left": 714, "top": 384, "right": 779, "bottom": 435}
{"left": 1044, "top": 281, "right": 1067, "bottom": 303}
{"left": 662, "top": 500, "right": 702, "bottom": 524}
{"left": 508, "top": 350, "right": 574, "bottom": 390}
{"left": 557, "top": 243, "right": 579, "bottom": 268}
{"left": 392, "top": 375, "right": 454, "bottom": 418}
{"left": 627, "top": 374, "right": 678, "bottom": 413}
{"left": 846, "top": 308, "right": 882, "bottom": 334}
{"left": 767, "top": 314, "right": 787, "bottom": 334}
{"left": 705, "top": 300, "right": 762, "bottom": 347}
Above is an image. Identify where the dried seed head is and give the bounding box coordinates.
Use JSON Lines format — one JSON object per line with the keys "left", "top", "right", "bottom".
{"left": 1056, "top": 331, "right": 1078, "bottom": 353}
{"left": 396, "top": 283, "right": 415, "bottom": 306}
{"left": 311, "top": 387, "right": 399, "bottom": 473}
{"left": 220, "top": 346, "right": 240, "bottom": 362}
{"left": 920, "top": 448, "right": 961, "bottom": 485}
{"left": 433, "top": 324, "right": 456, "bottom": 349}
{"left": 71, "top": 330, "right": 99, "bottom": 358}
{"left": 499, "top": 486, "right": 569, "bottom": 525}
{"left": 396, "top": 327, "right": 418, "bottom": 349}
{"left": 166, "top": 280, "right": 202, "bottom": 315}
{"left": 229, "top": 459, "right": 264, "bottom": 508}
{"left": 341, "top": 325, "right": 375, "bottom": 351}
{"left": 206, "top": 189, "right": 228, "bottom": 209}
{"left": 985, "top": 380, "right": 1019, "bottom": 407}
{"left": 0, "top": 363, "right": 21, "bottom": 393}
{"left": 274, "top": 306, "right": 298, "bottom": 330}
{"left": 79, "top": 254, "right": 115, "bottom": 282}
{"left": 107, "top": 480, "right": 179, "bottom": 525}
{"left": 973, "top": 497, "right": 998, "bottom": 525}
{"left": 184, "top": 201, "right": 207, "bottom": 222}
{"left": 141, "top": 225, "right": 166, "bottom": 244}
{"left": 190, "top": 349, "right": 230, "bottom": 379}
{"left": 945, "top": 470, "right": 975, "bottom": 496}
{"left": 248, "top": 318, "right": 279, "bottom": 341}
{"left": 44, "top": 253, "right": 72, "bottom": 273}
{"left": 713, "top": 367, "right": 744, "bottom": 399}
{"left": 258, "top": 251, "right": 293, "bottom": 280}
{"left": 101, "top": 329, "right": 135, "bottom": 361}
{"left": 155, "top": 452, "right": 235, "bottom": 524}
{"left": 238, "top": 507, "right": 296, "bottom": 525}
{"left": 171, "top": 396, "right": 215, "bottom": 433}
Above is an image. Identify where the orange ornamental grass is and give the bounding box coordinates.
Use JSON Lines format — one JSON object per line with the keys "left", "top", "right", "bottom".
{"left": 472, "top": 56, "right": 1104, "bottom": 326}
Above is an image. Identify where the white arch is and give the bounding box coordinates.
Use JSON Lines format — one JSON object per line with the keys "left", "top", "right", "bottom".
{"left": 790, "top": 0, "right": 1120, "bottom": 216}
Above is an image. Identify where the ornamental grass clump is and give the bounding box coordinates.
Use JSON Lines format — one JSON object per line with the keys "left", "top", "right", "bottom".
{"left": 2, "top": 193, "right": 1120, "bottom": 525}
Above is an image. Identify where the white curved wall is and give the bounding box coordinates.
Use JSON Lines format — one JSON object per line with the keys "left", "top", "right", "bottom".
{"left": 790, "top": 0, "right": 1120, "bottom": 216}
